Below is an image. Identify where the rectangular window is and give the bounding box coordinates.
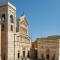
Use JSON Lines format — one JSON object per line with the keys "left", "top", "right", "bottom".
{"left": 11, "top": 25, "right": 13, "bottom": 31}
{"left": 2, "top": 14, "right": 5, "bottom": 23}
{"left": 10, "top": 15, "right": 14, "bottom": 23}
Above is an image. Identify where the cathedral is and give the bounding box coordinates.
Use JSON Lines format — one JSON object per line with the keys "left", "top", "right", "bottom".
{"left": 0, "top": 2, "right": 31, "bottom": 60}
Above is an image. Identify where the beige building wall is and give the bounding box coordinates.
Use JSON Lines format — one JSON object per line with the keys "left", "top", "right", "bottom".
{"left": 15, "top": 16, "right": 31, "bottom": 60}
{"left": 0, "top": 4, "right": 8, "bottom": 60}
{"left": 35, "top": 36, "right": 59, "bottom": 60}
{"left": 7, "top": 3, "right": 16, "bottom": 60}
{"left": 15, "top": 32, "right": 31, "bottom": 59}
{"left": 0, "top": 2, "right": 16, "bottom": 60}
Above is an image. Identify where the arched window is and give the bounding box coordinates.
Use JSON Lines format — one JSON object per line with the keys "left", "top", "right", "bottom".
{"left": 1, "top": 14, "right": 5, "bottom": 23}
{"left": 1, "top": 14, "right": 5, "bottom": 31}
{"left": 10, "top": 15, "right": 14, "bottom": 23}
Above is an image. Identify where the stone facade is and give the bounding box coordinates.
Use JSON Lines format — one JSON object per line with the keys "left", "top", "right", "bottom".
{"left": 0, "top": 2, "right": 16, "bottom": 60}
{"left": 15, "top": 16, "right": 31, "bottom": 60}
{"left": 33, "top": 36, "right": 60, "bottom": 60}
{"left": 0, "top": 2, "right": 31, "bottom": 60}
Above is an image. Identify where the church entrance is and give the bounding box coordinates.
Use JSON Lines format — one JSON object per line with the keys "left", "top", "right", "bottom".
{"left": 46, "top": 54, "right": 49, "bottom": 60}
{"left": 23, "top": 51, "right": 25, "bottom": 57}
{"left": 35, "top": 50, "right": 37, "bottom": 59}
{"left": 46, "top": 48, "right": 50, "bottom": 60}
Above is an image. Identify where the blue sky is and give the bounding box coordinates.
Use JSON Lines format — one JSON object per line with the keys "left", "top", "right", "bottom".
{"left": 0, "top": 0, "right": 60, "bottom": 41}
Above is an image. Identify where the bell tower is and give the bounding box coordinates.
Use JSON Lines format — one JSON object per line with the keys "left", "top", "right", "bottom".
{"left": 0, "top": 2, "right": 16, "bottom": 60}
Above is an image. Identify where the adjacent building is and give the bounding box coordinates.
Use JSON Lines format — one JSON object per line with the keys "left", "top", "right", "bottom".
{"left": 33, "top": 36, "right": 60, "bottom": 60}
